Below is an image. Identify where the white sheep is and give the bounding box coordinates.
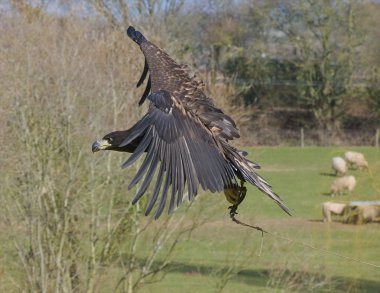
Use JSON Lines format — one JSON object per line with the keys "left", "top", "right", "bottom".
{"left": 331, "top": 157, "right": 347, "bottom": 176}
{"left": 330, "top": 175, "right": 356, "bottom": 196}
{"left": 345, "top": 204, "right": 380, "bottom": 224}
{"left": 344, "top": 151, "right": 368, "bottom": 170}
{"left": 358, "top": 205, "right": 380, "bottom": 223}
{"left": 322, "top": 202, "right": 347, "bottom": 222}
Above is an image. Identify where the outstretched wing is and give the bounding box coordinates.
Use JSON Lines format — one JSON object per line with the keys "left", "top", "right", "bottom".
{"left": 127, "top": 26, "right": 240, "bottom": 141}
{"left": 119, "top": 90, "right": 236, "bottom": 219}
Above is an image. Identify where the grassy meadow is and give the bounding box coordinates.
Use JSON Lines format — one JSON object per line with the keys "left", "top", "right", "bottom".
{"left": 135, "top": 146, "right": 380, "bottom": 293}
{"left": 1, "top": 141, "right": 380, "bottom": 292}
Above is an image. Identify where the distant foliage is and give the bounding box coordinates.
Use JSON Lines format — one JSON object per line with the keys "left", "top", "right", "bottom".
{"left": 367, "top": 67, "right": 380, "bottom": 116}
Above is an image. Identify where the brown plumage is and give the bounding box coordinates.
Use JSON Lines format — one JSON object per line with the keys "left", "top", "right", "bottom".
{"left": 92, "top": 26, "right": 290, "bottom": 219}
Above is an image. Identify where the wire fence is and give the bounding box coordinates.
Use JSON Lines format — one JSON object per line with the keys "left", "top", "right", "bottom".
{"left": 241, "top": 127, "right": 380, "bottom": 147}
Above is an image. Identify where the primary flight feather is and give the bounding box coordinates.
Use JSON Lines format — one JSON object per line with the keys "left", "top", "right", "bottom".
{"left": 92, "top": 26, "right": 290, "bottom": 219}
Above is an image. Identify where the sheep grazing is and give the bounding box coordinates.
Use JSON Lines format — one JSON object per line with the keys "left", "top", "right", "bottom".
{"left": 358, "top": 205, "right": 380, "bottom": 223}
{"left": 344, "top": 151, "right": 368, "bottom": 170}
{"left": 331, "top": 157, "right": 347, "bottom": 176}
{"left": 330, "top": 175, "right": 356, "bottom": 196}
{"left": 322, "top": 202, "right": 347, "bottom": 222}
{"left": 345, "top": 202, "right": 380, "bottom": 224}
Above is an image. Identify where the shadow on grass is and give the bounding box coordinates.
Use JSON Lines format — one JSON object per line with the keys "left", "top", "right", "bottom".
{"left": 308, "top": 218, "right": 324, "bottom": 222}
{"left": 165, "top": 261, "right": 380, "bottom": 293}
{"left": 320, "top": 172, "right": 337, "bottom": 177}
{"left": 321, "top": 192, "right": 333, "bottom": 196}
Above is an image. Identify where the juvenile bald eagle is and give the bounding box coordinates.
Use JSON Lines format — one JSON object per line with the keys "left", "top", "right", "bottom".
{"left": 92, "top": 26, "right": 290, "bottom": 219}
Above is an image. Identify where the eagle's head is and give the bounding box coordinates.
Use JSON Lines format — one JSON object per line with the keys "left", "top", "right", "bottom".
{"left": 92, "top": 131, "right": 127, "bottom": 152}
{"left": 92, "top": 130, "right": 141, "bottom": 153}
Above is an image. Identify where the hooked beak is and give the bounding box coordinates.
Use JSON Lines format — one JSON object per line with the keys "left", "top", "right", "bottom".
{"left": 92, "top": 139, "right": 111, "bottom": 153}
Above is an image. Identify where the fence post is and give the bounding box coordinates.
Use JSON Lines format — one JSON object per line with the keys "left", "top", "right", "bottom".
{"left": 376, "top": 128, "right": 379, "bottom": 147}
{"left": 301, "top": 128, "right": 304, "bottom": 148}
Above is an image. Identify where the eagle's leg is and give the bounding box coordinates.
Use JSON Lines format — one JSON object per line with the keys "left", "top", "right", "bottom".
{"left": 227, "top": 180, "right": 247, "bottom": 218}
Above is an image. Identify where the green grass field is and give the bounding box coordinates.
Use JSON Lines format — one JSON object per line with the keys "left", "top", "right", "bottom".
{"left": 138, "top": 147, "right": 380, "bottom": 293}
{"left": 2, "top": 147, "right": 379, "bottom": 292}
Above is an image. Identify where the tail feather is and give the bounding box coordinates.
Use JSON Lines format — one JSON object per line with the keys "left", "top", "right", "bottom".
{"left": 222, "top": 142, "right": 291, "bottom": 216}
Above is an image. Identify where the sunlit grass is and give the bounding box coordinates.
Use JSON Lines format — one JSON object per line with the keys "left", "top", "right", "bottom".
{"left": 1, "top": 147, "right": 379, "bottom": 292}
{"left": 138, "top": 147, "right": 380, "bottom": 292}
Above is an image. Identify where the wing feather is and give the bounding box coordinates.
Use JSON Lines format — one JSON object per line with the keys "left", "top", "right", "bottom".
{"left": 168, "top": 142, "right": 178, "bottom": 213}
{"left": 154, "top": 147, "right": 172, "bottom": 219}
{"left": 178, "top": 136, "right": 198, "bottom": 201}
{"left": 138, "top": 76, "right": 151, "bottom": 106}
{"left": 128, "top": 136, "right": 156, "bottom": 188}
{"left": 132, "top": 146, "right": 159, "bottom": 204}
{"left": 119, "top": 114, "right": 150, "bottom": 147}
{"left": 136, "top": 58, "right": 149, "bottom": 88}
{"left": 123, "top": 91, "right": 234, "bottom": 216}
{"left": 145, "top": 153, "right": 165, "bottom": 216}
{"left": 175, "top": 141, "right": 185, "bottom": 207}
{"left": 121, "top": 126, "right": 153, "bottom": 169}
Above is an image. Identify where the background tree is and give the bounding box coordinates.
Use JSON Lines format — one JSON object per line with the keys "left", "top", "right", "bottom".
{"left": 273, "top": 0, "right": 359, "bottom": 136}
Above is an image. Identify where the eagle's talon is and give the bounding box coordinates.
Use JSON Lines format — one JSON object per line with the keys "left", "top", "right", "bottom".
{"left": 229, "top": 205, "right": 238, "bottom": 218}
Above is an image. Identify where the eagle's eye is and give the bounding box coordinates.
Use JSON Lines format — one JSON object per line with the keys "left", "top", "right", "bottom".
{"left": 106, "top": 137, "right": 113, "bottom": 143}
